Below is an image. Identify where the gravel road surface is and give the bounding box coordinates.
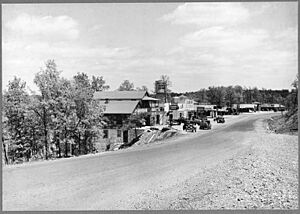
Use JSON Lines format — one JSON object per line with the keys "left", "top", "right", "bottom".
{"left": 3, "top": 112, "right": 297, "bottom": 210}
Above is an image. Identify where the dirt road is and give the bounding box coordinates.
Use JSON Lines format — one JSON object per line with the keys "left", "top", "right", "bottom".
{"left": 3, "top": 112, "right": 296, "bottom": 210}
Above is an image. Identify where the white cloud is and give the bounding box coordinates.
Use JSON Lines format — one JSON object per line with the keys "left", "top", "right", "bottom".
{"left": 161, "top": 26, "right": 297, "bottom": 90}
{"left": 180, "top": 27, "right": 269, "bottom": 53}
{"left": 88, "top": 24, "right": 103, "bottom": 33}
{"left": 162, "top": 3, "right": 249, "bottom": 27}
{"left": 5, "top": 13, "right": 79, "bottom": 41}
{"left": 2, "top": 36, "right": 139, "bottom": 91}
{"left": 2, "top": 12, "right": 140, "bottom": 91}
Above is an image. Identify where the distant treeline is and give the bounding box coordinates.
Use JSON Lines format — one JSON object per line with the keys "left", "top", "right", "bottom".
{"left": 171, "top": 86, "right": 296, "bottom": 109}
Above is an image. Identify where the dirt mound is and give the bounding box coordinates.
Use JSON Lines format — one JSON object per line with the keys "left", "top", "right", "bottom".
{"left": 134, "top": 129, "right": 181, "bottom": 146}
{"left": 268, "top": 109, "right": 298, "bottom": 135}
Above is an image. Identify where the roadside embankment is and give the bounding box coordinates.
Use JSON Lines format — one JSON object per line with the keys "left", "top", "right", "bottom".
{"left": 132, "top": 128, "right": 184, "bottom": 147}
{"left": 133, "top": 118, "right": 298, "bottom": 210}
{"left": 267, "top": 109, "right": 298, "bottom": 135}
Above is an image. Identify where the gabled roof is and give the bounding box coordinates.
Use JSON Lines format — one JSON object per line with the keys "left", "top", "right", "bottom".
{"left": 94, "top": 90, "right": 148, "bottom": 100}
{"left": 99, "top": 100, "right": 139, "bottom": 114}
{"left": 142, "top": 96, "right": 159, "bottom": 101}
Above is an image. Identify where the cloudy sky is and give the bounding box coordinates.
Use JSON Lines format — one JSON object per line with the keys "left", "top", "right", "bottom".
{"left": 2, "top": 2, "right": 298, "bottom": 93}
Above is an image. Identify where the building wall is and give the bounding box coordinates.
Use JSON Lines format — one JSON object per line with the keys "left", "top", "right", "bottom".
{"left": 95, "top": 128, "right": 143, "bottom": 151}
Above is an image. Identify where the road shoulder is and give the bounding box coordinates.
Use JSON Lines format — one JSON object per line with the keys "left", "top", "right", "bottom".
{"left": 133, "top": 118, "right": 298, "bottom": 210}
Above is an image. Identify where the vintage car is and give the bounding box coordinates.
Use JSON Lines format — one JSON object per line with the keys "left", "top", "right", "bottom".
{"left": 215, "top": 116, "right": 225, "bottom": 123}
{"left": 233, "top": 111, "right": 240, "bottom": 115}
{"left": 183, "top": 123, "right": 197, "bottom": 132}
{"left": 170, "top": 117, "right": 186, "bottom": 125}
{"left": 199, "top": 119, "right": 211, "bottom": 130}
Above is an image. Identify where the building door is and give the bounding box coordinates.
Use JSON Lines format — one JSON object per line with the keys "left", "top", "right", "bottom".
{"left": 156, "top": 115, "right": 160, "bottom": 124}
{"left": 169, "top": 114, "right": 173, "bottom": 121}
{"left": 123, "top": 130, "right": 128, "bottom": 143}
{"left": 145, "top": 115, "right": 151, "bottom": 126}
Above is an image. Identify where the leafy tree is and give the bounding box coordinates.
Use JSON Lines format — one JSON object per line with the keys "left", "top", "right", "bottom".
{"left": 23, "top": 104, "right": 44, "bottom": 160}
{"left": 291, "top": 73, "right": 299, "bottom": 90}
{"left": 91, "top": 75, "right": 110, "bottom": 92}
{"left": 72, "top": 72, "right": 105, "bottom": 155}
{"left": 252, "top": 87, "right": 262, "bottom": 103}
{"left": 136, "top": 85, "right": 148, "bottom": 92}
{"left": 32, "top": 59, "right": 62, "bottom": 160}
{"left": 285, "top": 74, "right": 298, "bottom": 110}
{"left": 225, "top": 86, "right": 235, "bottom": 107}
{"left": 207, "top": 86, "right": 226, "bottom": 107}
{"left": 118, "top": 80, "right": 135, "bottom": 91}
{"left": 3, "top": 77, "right": 30, "bottom": 163}
{"left": 123, "top": 112, "right": 148, "bottom": 138}
{"left": 51, "top": 78, "right": 76, "bottom": 158}
{"left": 197, "top": 89, "right": 208, "bottom": 104}
{"left": 233, "top": 85, "right": 243, "bottom": 104}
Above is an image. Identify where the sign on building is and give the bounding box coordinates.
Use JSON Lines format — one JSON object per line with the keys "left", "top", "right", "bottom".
{"left": 169, "top": 104, "right": 179, "bottom": 110}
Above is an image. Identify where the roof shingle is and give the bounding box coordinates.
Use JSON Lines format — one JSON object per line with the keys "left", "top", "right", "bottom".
{"left": 99, "top": 100, "right": 139, "bottom": 114}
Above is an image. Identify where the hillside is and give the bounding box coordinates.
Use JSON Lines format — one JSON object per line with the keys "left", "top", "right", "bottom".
{"left": 267, "top": 109, "right": 298, "bottom": 135}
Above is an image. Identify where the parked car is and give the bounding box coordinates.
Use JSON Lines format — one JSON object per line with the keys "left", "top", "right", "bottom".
{"left": 183, "top": 123, "right": 197, "bottom": 132}
{"left": 215, "top": 116, "right": 225, "bottom": 123}
{"left": 199, "top": 119, "right": 211, "bottom": 130}
{"left": 176, "top": 117, "right": 187, "bottom": 124}
{"left": 191, "top": 119, "right": 201, "bottom": 126}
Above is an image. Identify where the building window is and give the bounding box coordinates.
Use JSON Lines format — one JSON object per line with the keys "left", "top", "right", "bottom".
{"left": 117, "top": 130, "right": 122, "bottom": 137}
{"left": 103, "top": 130, "right": 108, "bottom": 138}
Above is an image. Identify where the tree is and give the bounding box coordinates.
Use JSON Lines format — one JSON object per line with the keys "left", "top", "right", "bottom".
{"left": 3, "top": 77, "right": 30, "bottom": 163}
{"left": 136, "top": 85, "right": 148, "bottom": 92}
{"left": 118, "top": 80, "right": 135, "bottom": 91}
{"left": 72, "top": 72, "right": 105, "bottom": 155}
{"left": 91, "top": 75, "right": 110, "bottom": 92}
{"left": 285, "top": 74, "right": 299, "bottom": 110}
{"left": 252, "top": 87, "right": 262, "bottom": 103}
{"left": 233, "top": 85, "right": 243, "bottom": 104}
{"left": 32, "top": 60, "right": 62, "bottom": 160}
{"left": 2, "top": 114, "right": 9, "bottom": 164}
{"left": 124, "top": 112, "right": 148, "bottom": 138}
{"left": 51, "top": 78, "right": 76, "bottom": 158}
{"left": 225, "top": 86, "right": 235, "bottom": 107}
{"left": 291, "top": 73, "right": 299, "bottom": 90}
{"left": 207, "top": 86, "right": 226, "bottom": 107}
{"left": 192, "top": 89, "right": 208, "bottom": 104}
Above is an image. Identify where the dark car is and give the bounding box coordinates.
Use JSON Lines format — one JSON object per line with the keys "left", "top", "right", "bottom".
{"left": 199, "top": 119, "right": 211, "bottom": 130}
{"left": 183, "top": 123, "right": 197, "bottom": 132}
{"left": 215, "top": 116, "right": 225, "bottom": 123}
{"left": 191, "top": 119, "right": 201, "bottom": 126}
{"left": 170, "top": 117, "right": 186, "bottom": 125}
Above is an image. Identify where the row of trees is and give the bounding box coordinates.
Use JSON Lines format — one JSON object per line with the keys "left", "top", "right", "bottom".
{"left": 2, "top": 60, "right": 110, "bottom": 164}
{"left": 2, "top": 60, "right": 172, "bottom": 164}
{"left": 118, "top": 80, "right": 148, "bottom": 92}
{"left": 172, "top": 85, "right": 295, "bottom": 109}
